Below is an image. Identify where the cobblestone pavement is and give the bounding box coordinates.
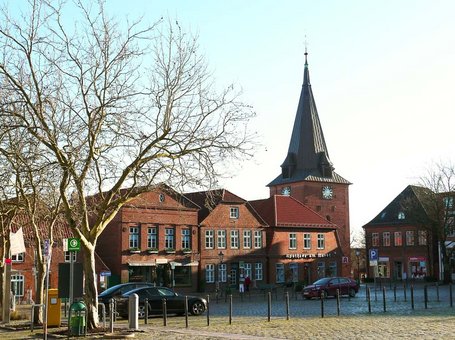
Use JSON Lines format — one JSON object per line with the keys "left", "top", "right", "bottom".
{"left": 1, "top": 283, "right": 454, "bottom": 339}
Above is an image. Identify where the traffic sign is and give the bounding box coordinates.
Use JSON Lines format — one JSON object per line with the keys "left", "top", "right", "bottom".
{"left": 68, "top": 238, "right": 81, "bottom": 252}
{"left": 369, "top": 248, "right": 378, "bottom": 261}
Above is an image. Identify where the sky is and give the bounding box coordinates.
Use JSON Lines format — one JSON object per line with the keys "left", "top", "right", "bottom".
{"left": 10, "top": 0, "right": 455, "bottom": 239}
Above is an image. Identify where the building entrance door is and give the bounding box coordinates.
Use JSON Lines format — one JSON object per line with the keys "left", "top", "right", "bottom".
{"left": 394, "top": 261, "right": 402, "bottom": 281}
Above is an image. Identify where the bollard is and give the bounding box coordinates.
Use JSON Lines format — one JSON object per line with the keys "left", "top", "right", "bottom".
{"left": 374, "top": 286, "right": 378, "bottom": 302}
{"left": 336, "top": 289, "right": 340, "bottom": 316}
{"left": 382, "top": 286, "right": 386, "bottom": 312}
{"left": 267, "top": 291, "right": 271, "bottom": 322}
{"left": 403, "top": 282, "right": 407, "bottom": 302}
{"left": 320, "top": 293, "right": 324, "bottom": 318}
{"left": 229, "top": 294, "right": 233, "bottom": 325}
{"left": 144, "top": 298, "right": 148, "bottom": 324}
{"left": 393, "top": 285, "right": 396, "bottom": 302}
{"left": 365, "top": 284, "right": 368, "bottom": 301}
{"left": 367, "top": 287, "right": 371, "bottom": 314}
{"left": 424, "top": 285, "right": 428, "bottom": 309}
{"left": 109, "top": 299, "right": 114, "bottom": 334}
{"left": 436, "top": 282, "right": 440, "bottom": 302}
{"left": 185, "top": 296, "right": 189, "bottom": 328}
{"left": 411, "top": 285, "right": 414, "bottom": 310}
{"left": 450, "top": 283, "right": 453, "bottom": 308}
{"left": 163, "top": 298, "right": 167, "bottom": 326}
{"left": 128, "top": 293, "right": 139, "bottom": 331}
{"left": 206, "top": 295, "right": 210, "bottom": 326}
{"left": 285, "top": 291, "right": 290, "bottom": 320}
{"left": 30, "top": 304, "right": 45, "bottom": 333}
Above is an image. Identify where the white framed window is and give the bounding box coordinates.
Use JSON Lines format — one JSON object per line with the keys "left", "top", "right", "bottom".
{"left": 165, "top": 228, "right": 175, "bottom": 249}
{"left": 243, "top": 230, "right": 251, "bottom": 249}
{"left": 254, "top": 231, "right": 262, "bottom": 248}
{"left": 147, "top": 227, "right": 157, "bottom": 249}
{"left": 64, "top": 251, "right": 77, "bottom": 263}
{"left": 372, "top": 232, "right": 379, "bottom": 246}
{"left": 303, "top": 233, "right": 311, "bottom": 249}
{"left": 12, "top": 253, "right": 25, "bottom": 262}
{"left": 418, "top": 230, "right": 427, "bottom": 246}
{"left": 230, "top": 207, "right": 239, "bottom": 219}
{"left": 129, "top": 227, "right": 139, "bottom": 249}
{"left": 406, "top": 230, "right": 415, "bottom": 246}
{"left": 255, "top": 262, "right": 263, "bottom": 281}
{"left": 394, "top": 232, "right": 402, "bottom": 246}
{"left": 11, "top": 274, "right": 24, "bottom": 297}
{"left": 289, "top": 233, "right": 297, "bottom": 249}
{"left": 276, "top": 263, "right": 285, "bottom": 283}
{"left": 317, "top": 233, "right": 325, "bottom": 249}
{"left": 398, "top": 211, "right": 406, "bottom": 220}
{"left": 181, "top": 229, "right": 191, "bottom": 249}
{"left": 230, "top": 230, "right": 239, "bottom": 249}
{"left": 219, "top": 263, "right": 227, "bottom": 282}
{"left": 217, "top": 230, "right": 226, "bottom": 249}
{"left": 206, "top": 264, "right": 215, "bottom": 283}
{"left": 244, "top": 263, "right": 252, "bottom": 279}
{"left": 383, "top": 232, "right": 390, "bottom": 247}
{"left": 205, "top": 230, "right": 214, "bottom": 249}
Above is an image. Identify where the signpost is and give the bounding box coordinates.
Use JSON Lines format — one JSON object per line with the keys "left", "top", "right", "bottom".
{"left": 63, "top": 238, "right": 81, "bottom": 308}
{"left": 369, "top": 248, "right": 379, "bottom": 292}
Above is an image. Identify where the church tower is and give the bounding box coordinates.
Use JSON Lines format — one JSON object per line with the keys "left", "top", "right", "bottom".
{"left": 268, "top": 50, "right": 352, "bottom": 276}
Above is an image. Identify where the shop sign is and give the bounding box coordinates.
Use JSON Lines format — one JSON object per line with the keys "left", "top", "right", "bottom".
{"left": 409, "top": 257, "right": 426, "bottom": 262}
{"left": 285, "top": 253, "right": 332, "bottom": 259}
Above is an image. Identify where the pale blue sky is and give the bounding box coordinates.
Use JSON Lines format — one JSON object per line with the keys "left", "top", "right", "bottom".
{"left": 10, "top": 1, "right": 455, "bottom": 238}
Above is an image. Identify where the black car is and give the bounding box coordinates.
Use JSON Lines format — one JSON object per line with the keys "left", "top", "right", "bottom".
{"left": 115, "top": 286, "right": 207, "bottom": 318}
{"left": 98, "top": 282, "right": 155, "bottom": 307}
{"left": 303, "top": 277, "right": 359, "bottom": 299}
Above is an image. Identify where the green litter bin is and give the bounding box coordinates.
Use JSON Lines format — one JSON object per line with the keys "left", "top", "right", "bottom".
{"left": 69, "top": 301, "right": 87, "bottom": 336}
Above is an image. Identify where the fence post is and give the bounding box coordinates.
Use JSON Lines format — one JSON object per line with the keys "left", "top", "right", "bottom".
{"left": 450, "top": 283, "right": 453, "bottom": 308}
{"left": 320, "top": 293, "right": 324, "bottom": 318}
{"left": 403, "top": 281, "right": 407, "bottom": 302}
{"left": 144, "top": 298, "right": 148, "bottom": 324}
{"left": 185, "top": 296, "right": 189, "bottom": 328}
{"left": 229, "top": 294, "right": 233, "bottom": 325}
{"left": 162, "top": 298, "right": 167, "bottom": 326}
{"left": 267, "top": 292, "right": 271, "bottom": 322}
{"left": 410, "top": 284, "right": 414, "bottom": 309}
{"left": 285, "top": 291, "right": 290, "bottom": 320}
{"left": 424, "top": 285, "right": 428, "bottom": 309}
{"left": 393, "top": 285, "right": 396, "bottom": 302}
{"left": 206, "top": 295, "right": 210, "bottom": 326}
{"left": 367, "top": 287, "right": 371, "bottom": 314}
{"left": 382, "top": 286, "right": 386, "bottom": 312}
{"left": 436, "top": 282, "right": 440, "bottom": 302}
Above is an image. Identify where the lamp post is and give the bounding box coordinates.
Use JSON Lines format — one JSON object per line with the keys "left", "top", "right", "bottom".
{"left": 355, "top": 249, "right": 361, "bottom": 284}
{"left": 218, "top": 251, "right": 224, "bottom": 301}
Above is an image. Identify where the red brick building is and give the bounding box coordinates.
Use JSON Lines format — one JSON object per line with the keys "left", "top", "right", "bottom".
{"left": 363, "top": 185, "right": 438, "bottom": 281}
{"left": 250, "top": 195, "right": 340, "bottom": 285}
{"left": 96, "top": 187, "right": 200, "bottom": 292}
{"left": 185, "top": 189, "right": 267, "bottom": 291}
{"left": 267, "top": 51, "right": 351, "bottom": 277}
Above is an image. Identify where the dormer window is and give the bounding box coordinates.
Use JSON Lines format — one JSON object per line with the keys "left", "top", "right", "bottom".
{"left": 398, "top": 212, "right": 405, "bottom": 220}
{"left": 230, "top": 207, "right": 239, "bottom": 219}
{"left": 380, "top": 212, "right": 387, "bottom": 219}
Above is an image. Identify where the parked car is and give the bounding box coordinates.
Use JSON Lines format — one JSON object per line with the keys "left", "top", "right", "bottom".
{"left": 115, "top": 286, "right": 207, "bottom": 318}
{"left": 98, "top": 282, "right": 155, "bottom": 307}
{"left": 303, "top": 277, "right": 359, "bottom": 299}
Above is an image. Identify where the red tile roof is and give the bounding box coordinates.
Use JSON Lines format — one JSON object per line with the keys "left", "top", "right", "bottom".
{"left": 250, "top": 195, "right": 335, "bottom": 229}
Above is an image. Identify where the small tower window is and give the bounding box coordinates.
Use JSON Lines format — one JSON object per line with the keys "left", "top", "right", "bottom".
{"left": 398, "top": 212, "right": 405, "bottom": 220}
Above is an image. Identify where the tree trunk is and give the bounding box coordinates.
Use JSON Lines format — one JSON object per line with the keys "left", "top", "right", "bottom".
{"left": 33, "top": 261, "right": 46, "bottom": 324}
{"left": 81, "top": 242, "right": 99, "bottom": 329}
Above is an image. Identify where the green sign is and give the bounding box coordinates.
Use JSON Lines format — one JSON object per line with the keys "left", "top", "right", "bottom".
{"left": 68, "top": 238, "right": 81, "bottom": 252}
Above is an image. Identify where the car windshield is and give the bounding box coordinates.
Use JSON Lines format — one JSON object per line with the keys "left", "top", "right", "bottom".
{"left": 99, "top": 285, "right": 124, "bottom": 297}
{"left": 312, "top": 278, "right": 331, "bottom": 285}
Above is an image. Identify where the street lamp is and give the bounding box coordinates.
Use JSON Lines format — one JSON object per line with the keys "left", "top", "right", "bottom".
{"left": 355, "top": 249, "right": 361, "bottom": 284}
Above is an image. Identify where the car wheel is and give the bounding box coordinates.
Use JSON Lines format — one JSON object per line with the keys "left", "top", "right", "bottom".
{"left": 138, "top": 304, "right": 147, "bottom": 319}
{"left": 349, "top": 288, "right": 356, "bottom": 298}
{"left": 190, "top": 301, "right": 206, "bottom": 316}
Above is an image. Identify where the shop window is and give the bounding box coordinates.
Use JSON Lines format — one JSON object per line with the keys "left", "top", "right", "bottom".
{"left": 244, "top": 263, "right": 252, "bottom": 279}
{"left": 174, "top": 266, "right": 191, "bottom": 286}
{"left": 255, "top": 263, "right": 263, "bottom": 281}
{"left": 317, "top": 262, "right": 325, "bottom": 278}
{"left": 328, "top": 262, "right": 337, "bottom": 277}
{"left": 276, "top": 263, "right": 285, "bottom": 283}
{"left": 378, "top": 262, "right": 389, "bottom": 278}
{"left": 219, "top": 263, "right": 227, "bottom": 282}
{"left": 205, "top": 264, "right": 215, "bottom": 283}
{"left": 289, "top": 263, "right": 298, "bottom": 283}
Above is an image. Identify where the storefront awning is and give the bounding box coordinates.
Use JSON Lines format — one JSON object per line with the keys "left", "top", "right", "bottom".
{"left": 127, "top": 259, "right": 198, "bottom": 267}
{"left": 128, "top": 261, "right": 156, "bottom": 267}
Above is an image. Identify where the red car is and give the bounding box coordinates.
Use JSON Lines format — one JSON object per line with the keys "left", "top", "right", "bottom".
{"left": 303, "top": 277, "right": 359, "bottom": 299}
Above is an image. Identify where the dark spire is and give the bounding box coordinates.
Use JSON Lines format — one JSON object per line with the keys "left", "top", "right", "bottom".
{"left": 268, "top": 51, "right": 349, "bottom": 187}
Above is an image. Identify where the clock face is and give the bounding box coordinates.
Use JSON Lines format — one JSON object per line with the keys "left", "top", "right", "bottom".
{"left": 281, "top": 186, "right": 291, "bottom": 196}
{"left": 322, "top": 186, "right": 333, "bottom": 200}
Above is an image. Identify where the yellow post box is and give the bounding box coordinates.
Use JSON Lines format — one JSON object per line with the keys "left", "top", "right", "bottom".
{"left": 47, "top": 288, "right": 61, "bottom": 327}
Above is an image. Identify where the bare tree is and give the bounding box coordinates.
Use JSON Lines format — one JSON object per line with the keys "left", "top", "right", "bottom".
{"left": 403, "top": 163, "right": 455, "bottom": 283}
{"left": 0, "top": 0, "right": 255, "bottom": 328}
